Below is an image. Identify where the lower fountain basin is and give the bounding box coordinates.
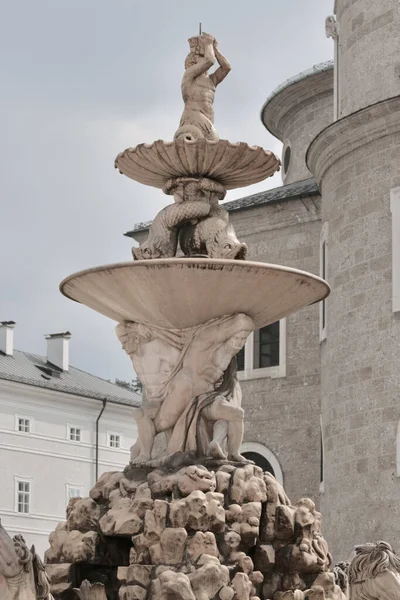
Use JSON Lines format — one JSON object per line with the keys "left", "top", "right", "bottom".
{"left": 60, "top": 258, "right": 329, "bottom": 329}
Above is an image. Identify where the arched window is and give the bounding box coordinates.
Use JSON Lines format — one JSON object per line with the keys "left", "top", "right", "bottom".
{"left": 240, "top": 441, "right": 283, "bottom": 485}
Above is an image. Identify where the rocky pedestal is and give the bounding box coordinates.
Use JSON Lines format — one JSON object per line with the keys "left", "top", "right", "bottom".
{"left": 45, "top": 463, "right": 342, "bottom": 600}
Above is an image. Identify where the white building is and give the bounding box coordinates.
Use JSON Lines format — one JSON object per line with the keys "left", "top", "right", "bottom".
{"left": 0, "top": 321, "right": 140, "bottom": 557}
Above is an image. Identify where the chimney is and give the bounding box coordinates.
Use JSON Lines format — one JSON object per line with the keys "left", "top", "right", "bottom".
{"left": 45, "top": 331, "right": 71, "bottom": 371}
{"left": 0, "top": 322, "right": 16, "bottom": 356}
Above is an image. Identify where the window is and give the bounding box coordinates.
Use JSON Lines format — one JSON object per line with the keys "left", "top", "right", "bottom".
{"left": 69, "top": 427, "right": 81, "bottom": 442}
{"left": 283, "top": 145, "right": 291, "bottom": 174}
{"left": 108, "top": 433, "right": 121, "bottom": 448}
{"left": 320, "top": 222, "right": 328, "bottom": 341}
{"left": 282, "top": 141, "right": 292, "bottom": 180}
{"left": 253, "top": 321, "right": 280, "bottom": 369}
{"left": 16, "top": 480, "right": 30, "bottom": 514}
{"left": 66, "top": 484, "right": 83, "bottom": 503}
{"left": 17, "top": 417, "right": 30, "bottom": 433}
{"left": 236, "top": 319, "right": 286, "bottom": 380}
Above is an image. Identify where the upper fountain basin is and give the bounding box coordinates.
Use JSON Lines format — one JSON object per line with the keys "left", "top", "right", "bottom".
{"left": 60, "top": 258, "right": 329, "bottom": 329}
{"left": 115, "top": 139, "right": 280, "bottom": 190}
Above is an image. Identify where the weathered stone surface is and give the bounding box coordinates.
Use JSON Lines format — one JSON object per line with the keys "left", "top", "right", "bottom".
{"left": 231, "top": 572, "right": 252, "bottom": 600}
{"left": 43, "top": 562, "right": 73, "bottom": 595}
{"left": 169, "top": 490, "right": 225, "bottom": 532}
{"left": 45, "top": 523, "right": 99, "bottom": 563}
{"left": 90, "top": 471, "right": 125, "bottom": 503}
{"left": 120, "top": 584, "right": 147, "bottom": 600}
{"left": 74, "top": 580, "right": 107, "bottom": 600}
{"left": 187, "top": 532, "right": 218, "bottom": 563}
{"left": 149, "top": 528, "right": 188, "bottom": 566}
{"left": 152, "top": 570, "right": 196, "bottom": 600}
{"left": 254, "top": 545, "right": 275, "bottom": 573}
{"left": 230, "top": 465, "right": 267, "bottom": 504}
{"left": 226, "top": 502, "right": 261, "bottom": 543}
{"left": 189, "top": 561, "right": 230, "bottom": 600}
{"left": 99, "top": 495, "right": 153, "bottom": 537}
{"left": 126, "top": 565, "right": 154, "bottom": 587}
{"left": 148, "top": 466, "right": 217, "bottom": 497}
{"left": 67, "top": 497, "right": 101, "bottom": 533}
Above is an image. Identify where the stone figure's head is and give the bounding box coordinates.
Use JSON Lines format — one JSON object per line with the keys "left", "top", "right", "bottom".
{"left": 211, "top": 225, "right": 247, "bottom": 260}
{"left": 227, "top": 314, "right": 253, "bottom": 352}
{"left": 348, "top": 541, "right": 400, "bottom": 584}
{"left": 132, "top": 243, "right": 154, "bottom": 260}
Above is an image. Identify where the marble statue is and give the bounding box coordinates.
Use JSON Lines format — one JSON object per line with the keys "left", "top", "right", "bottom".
{"left": 54, "top": 28, "right": 330, "bottom": 600}
{"left": 348, "top": 541, "right": 400, "bottom": 600}
{"left": 0, "top": 521, "right": 53, "bottom": 600}
{"left": 174, "top": 33, "right": 231, "bottom": 142}
{"left": 116, "top": 313, "right": 253, "bottom": 464}
{"left": 179, "top": 200, "right": 247, "bottom": 260}
{"left": 133, "top": 176, "right": 246, "bottom": 261}
{"left": 325, "top": 16, "right": 339, "bottom": 40}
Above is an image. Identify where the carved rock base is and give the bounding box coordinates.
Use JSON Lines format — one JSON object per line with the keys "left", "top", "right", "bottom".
{"left": 45, "top": 462, "right": 337, "bottom": 600}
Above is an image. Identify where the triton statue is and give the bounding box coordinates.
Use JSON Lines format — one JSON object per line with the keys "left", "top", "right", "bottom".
{"left": 174, "top": 33, "right": 231, "bottom": 142}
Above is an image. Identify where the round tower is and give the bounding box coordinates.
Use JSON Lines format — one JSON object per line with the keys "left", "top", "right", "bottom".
{"left": 308, "top": 0, "right": 400, "bottom": 559}
{"left": 261, "top": 62, "right": 333, "bottom": 185}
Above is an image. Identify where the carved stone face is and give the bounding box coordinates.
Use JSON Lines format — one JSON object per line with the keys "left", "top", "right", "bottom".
{"left": 132, "top": 244, "right": 156, "bottom": 260}
{"left": 230, "top": 331, "right": 251, "bottom": 351}
{"left": 213, "top": 226, "right": 248, "bottom": 260}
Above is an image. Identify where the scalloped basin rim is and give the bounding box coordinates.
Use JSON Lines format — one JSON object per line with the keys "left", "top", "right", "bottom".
{"left": 60, "top": 258, "right": 330, "bottom": 330}
{"left": 114, "top": 138, "right": 281, "bottom": 191}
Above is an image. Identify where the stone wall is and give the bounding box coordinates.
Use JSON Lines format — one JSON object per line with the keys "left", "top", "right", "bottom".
{"left": 308, "top": 97, "right": 400, "bottom": 560}
{"left": 230, "top": 196, "right": 322, "bottom": 505}
{"left": 261, "top": 65, "right": 333, "bottom": 185}
{"left": 336, "top": 0, "right": 400, "bottom": 118}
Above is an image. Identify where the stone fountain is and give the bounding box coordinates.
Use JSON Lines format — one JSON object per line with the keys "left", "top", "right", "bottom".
{"left": 43, "top": 33, "right": 343, "bottom": 600}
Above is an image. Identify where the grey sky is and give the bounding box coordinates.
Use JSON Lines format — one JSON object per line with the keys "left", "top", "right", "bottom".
{"left": 0, "top": 1, "right": 333, "bottom": 382}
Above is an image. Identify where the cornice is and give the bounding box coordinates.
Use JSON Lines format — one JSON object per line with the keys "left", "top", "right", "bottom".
{"left": 307, "top": 95, "right": 400, "bottom": 185}
{"left": 261, "top": 63, "right": 334, "bottom": 140}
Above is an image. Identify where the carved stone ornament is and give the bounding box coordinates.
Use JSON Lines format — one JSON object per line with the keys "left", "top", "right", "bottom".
{"left": 115, "top": 138, "right": 280, "bottom": 190}
{"left": 325, "top": 16, "right": 338, "bottom": 40}
{"left": 0, "top": 521, "right": 54, "bottom": 600}
{"left": 348, "top": 541, "right": 400, "bottom": 600}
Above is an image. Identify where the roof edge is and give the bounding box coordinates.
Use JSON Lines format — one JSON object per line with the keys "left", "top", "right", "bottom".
{"left": 125, "top": 178, "right": 320, "bottom": 237}
{"left": 261, "top": 61, "right": 334, "bottom": 139}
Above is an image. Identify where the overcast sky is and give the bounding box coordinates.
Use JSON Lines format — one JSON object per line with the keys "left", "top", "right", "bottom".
{"left": 0, "top": 1, "right": 333, "bottom": 383}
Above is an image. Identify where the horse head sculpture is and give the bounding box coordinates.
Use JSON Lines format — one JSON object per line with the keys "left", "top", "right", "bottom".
{"left": 348, "top": 541, "right": 400, "bottom": 600}
{"left": 0, "top": 520, "right": 53, "bottom": 600}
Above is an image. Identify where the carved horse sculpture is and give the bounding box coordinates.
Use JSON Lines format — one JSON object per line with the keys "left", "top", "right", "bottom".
{"left": 348, "top": 541, "right": 400, "bottom": 600}
{"left": 0, "top": 521, "right": 53, "bottom": 600}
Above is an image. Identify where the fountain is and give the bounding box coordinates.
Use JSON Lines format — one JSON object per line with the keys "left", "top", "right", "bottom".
{"left": 43, "top": 32, "right": 341, "bottom": 600}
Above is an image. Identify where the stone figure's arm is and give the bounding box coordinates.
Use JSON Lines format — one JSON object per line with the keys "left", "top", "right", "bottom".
{"left": 183, "top": 35, "right": 216, "bottom": 81}
{"left": 210, "top": 41, "right": 231, "bottom": 86}
{"left": 198, "top": 314, "right": 253, "bottom": 347}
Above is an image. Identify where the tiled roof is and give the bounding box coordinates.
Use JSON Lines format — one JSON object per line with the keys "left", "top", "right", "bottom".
{"left": 0, "top": 350, "right": 141, "bottom": 407}
{"left": 222, "top": 177, "right": 320, "bottom": 212}
{"left": 125, "top": 178, "right": 320, "bottom": 236}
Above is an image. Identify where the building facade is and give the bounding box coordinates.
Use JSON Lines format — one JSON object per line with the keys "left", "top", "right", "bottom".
{"left": 127, "top": 0, "right": 400, "bottom": 561}
{"left": 0, "top": 322, "right": 140, "bottom": 557}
